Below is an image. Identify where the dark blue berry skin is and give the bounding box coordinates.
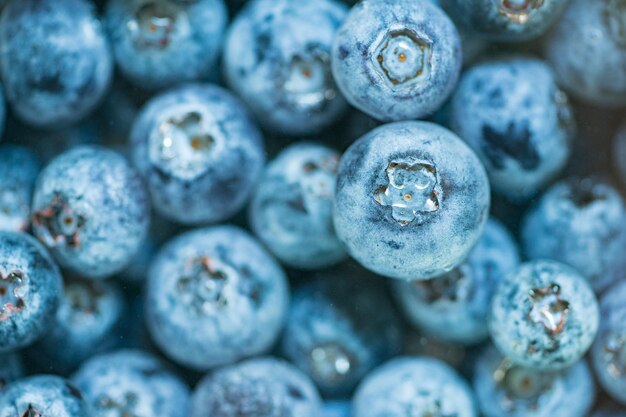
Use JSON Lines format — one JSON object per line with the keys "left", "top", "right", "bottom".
{"left": 131, "top": 84, "right": 265, "bottom": 225}
{"left": 0, "top": 352, "right": 23, "bottom": 391}
{"left": 146, "top": 225, "right": 289, "bottom": 370}
{"left": 281, "top": 268, "right": 403, "bottom": 395}
{"left": 0, "top": 232, "right": 62, "bottom": 353}
{"left": 450, "top": 56, "right": 575, "bottom": 201}
{"left": 72, "top": 349, "right": 190, "bottom": 417}
{"left": 324, "top": 401, "right": 350, "bottom": 417}
{"left": 31, "top": 146, "right": 150, "bottom": 280}
{"left": 331, "top": 0, "right": 461, "bottom": 122}
{"left": 0, "top": 375, "right": 90, "bottom": 417}
{"left": 0, "top": 145, "right": 40, "bottom": 232}
{"left": 333, "top": 121, "right": 490, "bottom": 280}
{"left": 191, "top": 357, "right": 322, "bottom": 417}
{"left": 105, "top": 0, "right": 227, "bottom": 91}
{"left": 224, "top": 0, "right": 349, "bottom": 135}
{"left": 0, "top": 0, "right": 113, "bottom": 128}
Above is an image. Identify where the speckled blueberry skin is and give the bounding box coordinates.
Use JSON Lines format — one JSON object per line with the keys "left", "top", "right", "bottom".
{"left": 224, "top": 0, "right": 348, "bottom": 135}
{"left": 334, "top": 121, "right": 490, "bottom": 280}
{"left": 324, "top": 401, "right": 350, "bottom": 417}
{"left": 281, "top": 270, "right": 403, "bottom": 395}
{"left": 106, "top": 0, "right": 227, "bottom": 90}
{"left": 331, "top": 0, "right": 461, "bottom": 122}
{"left": 522, "top": 178, "right": 626, "bottom": 293}
{"left": 0, "top": 0, "right": 112, "bottom": 128}
{"left": 473, "top": 345, "right": 595, "bottom": 417}
{"left": 146, "top": 226, "right": 289, "bottom": 370}
{"left": 191, "top": 357, "right": 322, "bottom": 417}
{"left": 441, "top": 0, "right": 570, "bottom": 42}
{"left": 0, "top": 146, "right": 40, "bottom": 232}
{"left": 31, "top": 146, "right": 150, "bottom": 279}
{"left": 0, "top": 352, "right": 23, "bottom": 390}
{"left": 489, "top": 260, "right": 599, "bottom": 370}
{"left": 0, "top": 232, "right": 62, "bottom": 353}
{"left": 450, "top": 57, "right": 574, "bottom": 201}
{"left": 545, "top": 0, "right": 626, "bottom": 107}
{"left": 131, "top": 84, "right": 265, "bottom": 225}
{"left": 72, "top": 349, "right": 190, "bottom": 417}
{"left": 353, "top": 357, "right": 477, "bottom": 417}
{"left": 394, "top": 218, "right": 520, "bottom": 345}
{"left": 249, "top": 143, "right": 346, "bottom": 270}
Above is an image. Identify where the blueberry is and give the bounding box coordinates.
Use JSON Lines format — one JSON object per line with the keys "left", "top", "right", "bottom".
{"left": 131, "top": 84, "right": 265, "bottom": 225}
{"left": 224, "top": 0, "right": 349, "bottom": 135}
{"left": 146, "top": 225, "right": 289, "bottom": 370}
{"left": 450, "top": 56, "right": 575, "bottom": 201}
{"left": 394, "top": 217, "right": 520, "bottom": 345}
{"left": 333, "top": 121, "right": 490, "bottom": 280}
{"left": 0, "top": 145, "right": 40, "bottom": 232}
{"left": 324, "top": 401, "right": 350, "bottom": 417}
{"left": 489, "top": 260, "right": 599, "bottom": 370}
{"left": 0, "top": 0, "right": 113, "bottom": 128}
{"left": 0, "top": 352, "right": 23, "bottom": 391}
{"left": 72, "top": 349, "right": 190, "bottom": 417}
{"left": 473, "top": 345, "right": 595, "bottom": 417}
{"left": 353, "top": 357, "right": 477, "bottom": 417}
{"left": 105, "top": 0, "right": 227, "bottom": 90}
{"left": 31, "top": 146, "right": 149, "bottom": 279}
{"left": 281, "top": 268, "right": 403, "bottom": 395}
{"left": 249, "top": 142, "right": 346, "bottom": 269}
{"left": 190, "top": 357, "right": 322, "bottom": 417}
{"left": 0, "top": 232, "right": 62, "bottom": 353}
{"left": 331, "top": 0, "right": 461, "bottom": 121}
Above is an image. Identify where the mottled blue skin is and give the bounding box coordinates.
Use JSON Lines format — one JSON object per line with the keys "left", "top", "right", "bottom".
{"left": 473, "top": 345, "right": 595, "bottom": 417}
{"left": 191, "top": 357, "right": 322, "bottom": 417}
{"left": 146, "top": 226, "right": 289, "bottom": 370}
{"left": 224, "top": 0, "right": 348, "bottom": 135}
{"left": 334, "top": 121, "right": 490, "bottom": 280}
{"left": 0, "top": 146, "right": 40, "bottom": 232}
{"left": 0, "top": 232, "right": 62, "bottom": 353}
{"left": 26, "top": 279, "right": 124, "bottom": 374}
{"left": 31, "top": 146, "right": 150, "bottom": 279}
{"left": 72, "top": 350, "right": 190, "bottom": 417}
{"left": 324, "top": 401, "right": 350, "bottom": 417}
{"left": 545, "top": 0, "right": 626, "bottom": 107}
{"left": 331, "top": 0, "right": 462, "bottom": 121}
{"left": 394, "top": 218, "right": 520, "bottom": 345}
{"left": 250, "top": 143, "right": 346, "bottom": 269}
{"left": 441, "top": 0, "right": 570, "bottom": 41}
{"left": 106, "top": 0, "right": 227, "bottom": 90}
{"left": 0, "top": 375, "right": 90, "bottom": 417}
{"left": 489, "top": 260, "right": 599, "bottom": 370}
{"left": 353, "top": 357, "right": 477, "bottom": 417}
{"left": 281, "top": 269, "right": 403, "bottom": 395}
{"left": 451, "top": 57, "right": 574, "bottom": 201}
{"left": 131, "top": 84, "right": 265, "bottom": 225}
{"left": 0, "top": 352, "right": 23, "bottom": 390}
{"left": 522, "top": 178, "right": 626, "bottom": 293}
{"left": 0, "top": 0, "right": 112, "bottom": 128}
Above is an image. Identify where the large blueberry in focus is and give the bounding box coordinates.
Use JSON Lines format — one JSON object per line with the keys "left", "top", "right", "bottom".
{"left": 0, "top": 145, "right": 40, "bottom": 232}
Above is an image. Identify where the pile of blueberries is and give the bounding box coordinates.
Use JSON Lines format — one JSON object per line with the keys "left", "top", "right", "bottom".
{"left": 1, "top": 0, "right": 626, "bottom": 415}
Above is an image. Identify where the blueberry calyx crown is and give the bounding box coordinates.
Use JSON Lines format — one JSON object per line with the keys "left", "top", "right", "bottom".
{"left": 411, "top": 265, "right": 472, "bottom": 304}
{"left": 308, "top": 342, "right": 355, "bottom": 385}
{"left": 602, "top": 332, "right": 626, "bottom": 378}
{"left": 96, "top": 391, "right": 139, "bottom": 417}
{"left": 527, "top": 283, "right": 570, "bottom": 336}
{"left": 493, "top": 358, "right": 553, "bottom": 410}
{"left": 32, "top": 193, "right": 86, "bottom": 249}
{"left": 496, "top": 0, "right": 544, "bottom": 24}
{"left": 0, "top": 270, "right": 27, "bottom": 321}
{"left": 20, "top": 404, "right": 44, "bottom": 417}
{"left": 128, "top": 1, "right": 181, "bottom": 49}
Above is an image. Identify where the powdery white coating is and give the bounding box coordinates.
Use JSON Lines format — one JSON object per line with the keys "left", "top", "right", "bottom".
{"left": 249, "top": 143, "right": 346, "bottom": 269}
{"left": 614, "top": 121, "right": 626, "bottom": 184}
{"left": 489, "top": 260, "right": 599, "bottom": 370}
{"left": 31, "top": 146, "right": 150, "bottom": 279}
{"left": 394, "top": 218, "right": 520, "bottom": 345}
{"left": 0, "top": 146, "right": 40, "bottom": 232}
{"left": 106, "top": 0, "right": 227, "bottom": 90}
{"left": 224, "top": 0, "right": 348, "bottom": 135}
{"left": 0, "top": 375, "right": 89, "bottom": 417}
{"left": 131, "top": 84, "right": 265, "bottom": 225}
{"left": 473, "top": 345, "right": 595, "bottom": 417}
{"left": 333, "top": 121, "right": 490, "bottom": 280}
{"left": 450, "top": 56, "right": 574, "bottom": 200}
{"left": 72, "top": 350, "right": 190, "bottom": 417}
{"left": 353, "top": 356, "right": 477, "bottom": 417}
{"left": 0, "top": 352, "right": 23, "bottom": 390}
{"left": 0, "top": 0, "right": 112, "bottom": 128}
{"left": 332, "top": 0, "right": 461, "bottom": 121}
{"left": 545, "top": 0, "right": 626, "bottom": 107}
{"left": 523, "top": 178, "right": 626, "bottom": 293}
{"left": 191, "top": 357, "right": 322, "bottom": 417}
{"left": 324, "top": 401, "right": 350, "bottom": 417}
{"left": 146, "top": 226, "right": 289, "bottom": 370}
